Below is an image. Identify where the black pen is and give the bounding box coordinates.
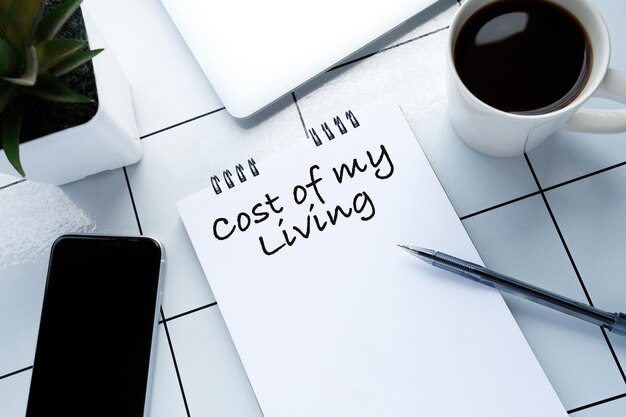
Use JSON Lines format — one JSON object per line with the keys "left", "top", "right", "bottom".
{"left": 399, "top": 244, "right": 626, "bottom": 336}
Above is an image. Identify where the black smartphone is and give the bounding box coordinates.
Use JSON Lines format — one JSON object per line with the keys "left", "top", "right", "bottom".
{"left": 25, "top": 234, "right": 164, "bottom": 417}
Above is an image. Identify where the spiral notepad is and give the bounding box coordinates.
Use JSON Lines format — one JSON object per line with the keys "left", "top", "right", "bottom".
{"left": 177, "top": 105, "right": 566, "bottom": 417}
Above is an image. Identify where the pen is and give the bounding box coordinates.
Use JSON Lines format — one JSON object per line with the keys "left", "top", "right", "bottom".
{"left": 398, "top": 244, "right": 626, "bottom": 336}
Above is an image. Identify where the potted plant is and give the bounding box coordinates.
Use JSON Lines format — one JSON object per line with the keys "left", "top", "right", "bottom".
{"left": 0, "top": 0, "right": 141, "bottom": 185}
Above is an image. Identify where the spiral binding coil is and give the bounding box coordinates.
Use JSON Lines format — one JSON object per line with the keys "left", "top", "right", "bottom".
{"left": 210, "top": 158, "right": 259, "bottom": 195}
{"left": 308, "top": 110, "right": 360, "bottom": 146}
{"left": 208, "top": 110, "right": 359, "bottom": 195}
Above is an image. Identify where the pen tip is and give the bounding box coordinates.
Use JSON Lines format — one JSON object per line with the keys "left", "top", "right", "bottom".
{"left": 397, "top": 244, "right": 435, "bottom": 262}
{"left": 397, "top": 244, "right": 433, "bottom": 255}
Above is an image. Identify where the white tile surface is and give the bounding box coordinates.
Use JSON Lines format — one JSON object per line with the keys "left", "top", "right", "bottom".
{"left": 462, "top": 195, "right": 625, "bottom": 409}
{"left": 165, "top": 307, "right": 263, "bottom": 417}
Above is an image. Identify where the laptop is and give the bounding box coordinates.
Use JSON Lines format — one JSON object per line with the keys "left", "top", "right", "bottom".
{"left": 161, "top": 0, "right": 440, "bottom": 118}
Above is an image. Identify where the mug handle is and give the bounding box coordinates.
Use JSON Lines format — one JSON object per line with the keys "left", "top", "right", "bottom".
{"left": 564, "top": 68, "right": 626, "bottom": 133}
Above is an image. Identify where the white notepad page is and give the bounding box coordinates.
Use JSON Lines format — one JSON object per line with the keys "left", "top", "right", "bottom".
{"left": 177, "top": 106, "right": 566, "bottom": 417}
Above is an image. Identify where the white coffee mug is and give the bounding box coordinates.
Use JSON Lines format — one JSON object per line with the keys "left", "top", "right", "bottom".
{"left": 447, "top": 0, "right": 626, "bottom": 157}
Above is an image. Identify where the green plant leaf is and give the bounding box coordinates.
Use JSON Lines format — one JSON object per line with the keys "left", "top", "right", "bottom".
{"left": 0, "top": 37, "right": 18, "bottom": 76}
{"left": 51, "top": 47, "right": 102, "bottom": 77}
{"left": 27, "top": 72, "right": 92, "bottom": 103}
{"left": 34, "top": 0, "right": 83, "bottom": 43}
{"left": 6, "top": 0, "right": 45, "bottom": 47}
{"left": 37, "top": 39, "right": 86, "bottom": 73}
{"left": 3, "top": 46, "right": 38, "bottom": 86}
{"left": 0, "top": 104, "right": 25, "bottom": 177}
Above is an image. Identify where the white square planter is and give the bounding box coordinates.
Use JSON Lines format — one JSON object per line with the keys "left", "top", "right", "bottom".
{"left": 0, "top": 9, "right": 142, "bottom": 185}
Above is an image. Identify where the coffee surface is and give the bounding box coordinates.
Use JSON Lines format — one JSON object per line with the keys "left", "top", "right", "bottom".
{"left": 454, "top": 0, "right": 590, "bottom": 114}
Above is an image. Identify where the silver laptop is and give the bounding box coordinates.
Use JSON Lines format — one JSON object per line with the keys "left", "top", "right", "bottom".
{"left": 161, "top": 0, "right": 439, "bottom": 118}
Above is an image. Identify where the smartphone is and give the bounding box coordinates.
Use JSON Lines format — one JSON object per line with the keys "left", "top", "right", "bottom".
{"left": 25, "top": 234, "right": 164, "bottom": 417}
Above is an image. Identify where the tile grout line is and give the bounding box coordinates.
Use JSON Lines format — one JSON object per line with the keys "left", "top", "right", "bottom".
{"left": 292, "top": 92, "right": 309, "bottom": 139}
{"left": 329, "top": 26, "right": 449, "bottom": 72}
{"left": 460, "top": 190, "right": 542, "bottom": 220}
{"left": 0, "top": 178, "right": 26, "bottom": 190}
{"left": 123, "top": 167, "right": 144, "bottom": 235}
{"left": 159, "top": 301, "right": 218, "bottom": 324}
{"left": 0, "top": 365, "right": 33, "bottom": 381}
{"left": 599, "top": 327, "right": 626, "bottom": 383}
{"left": 567, "top": 391, "right": 626, "bottom": 414}
{"left": 160, "top": 307, "right": 192, "bottom": 417}
{"left": 375, "top": 26, "right": 450, "bottom": 56}
{"left": 543, "top": 160, "right": 626, "bottom": 193}
{"left": 139, "top": 107, "right": 226, "bottom": 140}
{"left": 524, "top": 153, "right": 626, "bottom": 384}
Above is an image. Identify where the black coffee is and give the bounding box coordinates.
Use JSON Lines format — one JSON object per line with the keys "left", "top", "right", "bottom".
{"left": 454, "top": 0, "right": 591, "bottom": 114}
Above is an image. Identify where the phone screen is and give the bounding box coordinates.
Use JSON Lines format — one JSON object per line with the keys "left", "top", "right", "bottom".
{"left": 26, "top": 235, "right": 163, "bottom": 417}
